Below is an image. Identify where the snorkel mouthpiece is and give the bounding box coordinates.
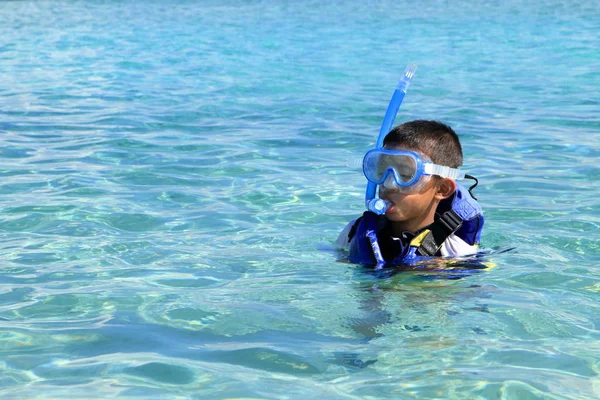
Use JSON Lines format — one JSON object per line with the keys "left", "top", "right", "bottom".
{"left": 365, "top": 63, "right": 417, "bottom": 215}
{"left": 367, "top": 198, "right": 392, "bottom": 215}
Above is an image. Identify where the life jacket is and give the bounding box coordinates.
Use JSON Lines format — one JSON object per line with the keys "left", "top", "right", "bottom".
{"left": 348, "top": 183, "right": 484, "bottom": 267}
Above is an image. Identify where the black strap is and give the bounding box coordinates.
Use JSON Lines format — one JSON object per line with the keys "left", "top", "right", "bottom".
{"left": 347, "top": 215, "right": 364, "bottom": 242}
{"left": 417, "top": 210, "right": 463, "bottom": 256}
{"left": 465, "top": 174, "right": 479, "bottom": 200}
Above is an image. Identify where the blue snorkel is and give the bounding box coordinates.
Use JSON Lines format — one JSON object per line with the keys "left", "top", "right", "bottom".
{"left": 365, "top": 64, "right": 417, "bottom": 215}
{"left": 360, "top": 64, "right": 417, "bottom": 269}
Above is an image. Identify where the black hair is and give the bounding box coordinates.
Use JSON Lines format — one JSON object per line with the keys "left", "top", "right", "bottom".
{"left": 383, "top": 120, "right": 463, "bottom": 168}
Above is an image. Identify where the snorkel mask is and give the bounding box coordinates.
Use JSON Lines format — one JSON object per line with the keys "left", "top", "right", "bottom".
{"left": 363, "top": 148, "right": 466, "bottom": 193}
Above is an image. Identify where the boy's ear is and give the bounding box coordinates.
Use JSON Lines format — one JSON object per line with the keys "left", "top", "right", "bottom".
{"left": 435, "top": 178, "right": 456, "bottom": 200}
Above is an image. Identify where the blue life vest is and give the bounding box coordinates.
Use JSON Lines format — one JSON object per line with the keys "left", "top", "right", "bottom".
{"left": 348, "top": 183, "right": 484, "bottom": 267}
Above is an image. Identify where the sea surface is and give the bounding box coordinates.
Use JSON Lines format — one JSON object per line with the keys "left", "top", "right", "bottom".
{"left": 1, "top": 0, "right": 599, "bottom": 398}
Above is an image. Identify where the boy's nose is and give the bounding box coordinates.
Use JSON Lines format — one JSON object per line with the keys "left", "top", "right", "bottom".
{"left": 382, "top": 174, "right": 399, "bottom": 190}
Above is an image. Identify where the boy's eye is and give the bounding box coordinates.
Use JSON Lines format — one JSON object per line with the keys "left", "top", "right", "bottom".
{"left": 394, "top": 164, "right": 415, "bottom": 181}
{"left": 397, "top": 173, "right": 413, "bottom": 182}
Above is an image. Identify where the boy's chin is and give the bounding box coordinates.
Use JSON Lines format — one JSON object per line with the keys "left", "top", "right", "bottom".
{"left": 384, "top": 212, "right": 407, "bottom": 222}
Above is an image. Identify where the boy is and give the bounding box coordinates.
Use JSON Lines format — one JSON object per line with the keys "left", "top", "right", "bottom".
{"left": 336, "top": 120, "right": 483, "bottom": 266}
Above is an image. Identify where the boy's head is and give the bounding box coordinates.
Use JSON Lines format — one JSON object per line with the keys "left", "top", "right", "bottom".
{"left": 383, "top": 120, "right": 463, "bottom": 168}
{"left": 377, "top": 120, "right": 463, "bottom": 232}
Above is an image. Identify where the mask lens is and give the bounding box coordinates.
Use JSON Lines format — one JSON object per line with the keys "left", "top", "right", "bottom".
{"left": 388, "top": 155, "right": 416, "bottom": 184}
{"left": 364, "top": 151, "right": 417, "bottom": 185}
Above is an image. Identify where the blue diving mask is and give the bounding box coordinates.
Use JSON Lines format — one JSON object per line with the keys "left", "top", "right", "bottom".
{"left": 362, "top": 149, "right": 466, "bottom": 193}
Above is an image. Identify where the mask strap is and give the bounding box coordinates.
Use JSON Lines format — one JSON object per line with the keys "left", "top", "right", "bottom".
{"left": 464, "top": 174, "right": 479, "bottom": 200}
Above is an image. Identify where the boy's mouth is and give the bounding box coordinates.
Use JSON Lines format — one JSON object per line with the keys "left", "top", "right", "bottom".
{"left": 378, "top": 194, "right": 396, "bottom": 213}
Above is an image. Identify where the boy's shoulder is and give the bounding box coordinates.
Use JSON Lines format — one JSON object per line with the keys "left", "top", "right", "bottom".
{"left": 440, "top": 234, "right": 479, "bottom": 257}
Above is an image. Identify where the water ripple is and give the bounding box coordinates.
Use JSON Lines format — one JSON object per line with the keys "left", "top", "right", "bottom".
{"left": 1, "top": 0, "right": 600, "bottom": 398}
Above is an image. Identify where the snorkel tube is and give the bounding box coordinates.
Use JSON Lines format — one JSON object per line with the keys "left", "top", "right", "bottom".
{"left": 365, "top": 64, "right": 417, "bottom": 215}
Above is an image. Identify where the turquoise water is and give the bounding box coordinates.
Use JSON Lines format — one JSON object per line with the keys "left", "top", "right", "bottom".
{"left": 1, "top": 0, "right": 599, "bottom": 398}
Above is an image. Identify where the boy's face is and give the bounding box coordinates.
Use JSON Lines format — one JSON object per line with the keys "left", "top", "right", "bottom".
{"left": 377, "top": 145, "right": 442, "bottom": 225}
